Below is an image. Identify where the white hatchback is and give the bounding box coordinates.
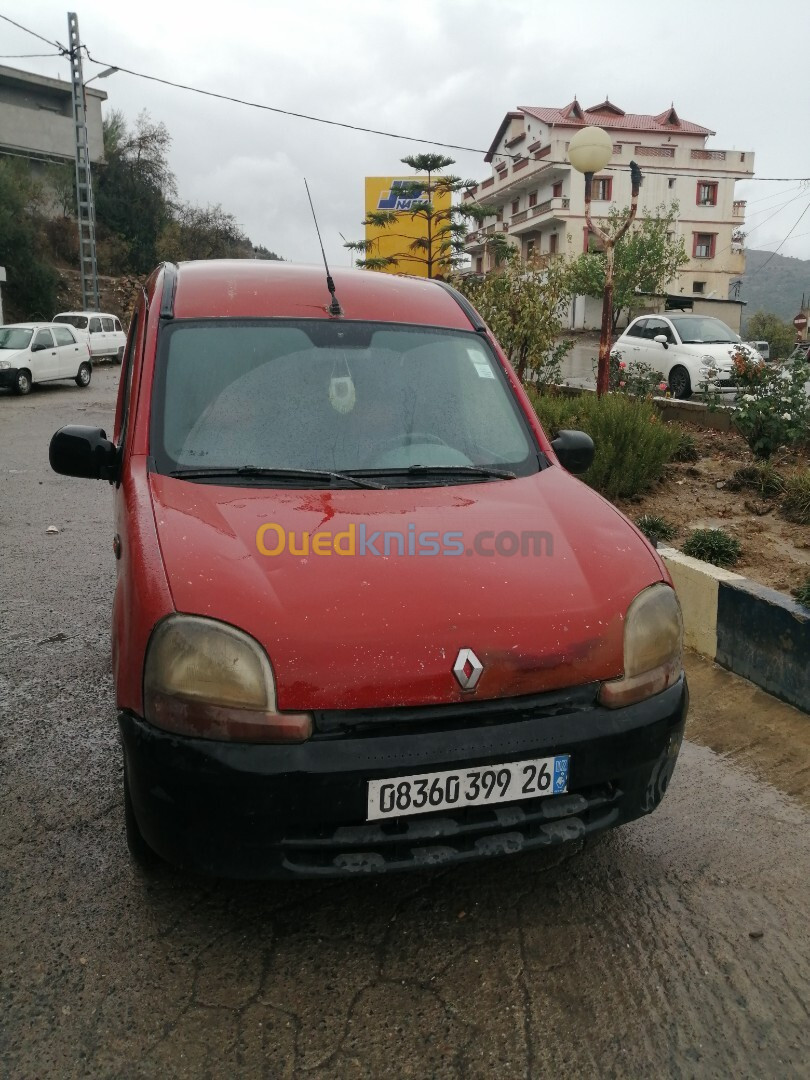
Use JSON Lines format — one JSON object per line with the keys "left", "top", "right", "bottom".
{"left": 53, "top": 311, "right": 127, "bottom": 362}
{"left": 0, "top": 323, "right": 92, "bottom": 395}
{"left": 615, "top": 313, "right": 761, "bottom": 399}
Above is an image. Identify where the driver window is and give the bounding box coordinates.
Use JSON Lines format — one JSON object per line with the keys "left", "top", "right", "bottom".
{"left": 34, "top": 329, "right": 54, "bottom": 348}
{"left": 89, "top": 317, "right": 102, "bottom": 333}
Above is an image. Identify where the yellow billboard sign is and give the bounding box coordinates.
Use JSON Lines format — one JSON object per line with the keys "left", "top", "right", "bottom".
{"left": 364, "top": 176, "right": 453, "bottom": 277}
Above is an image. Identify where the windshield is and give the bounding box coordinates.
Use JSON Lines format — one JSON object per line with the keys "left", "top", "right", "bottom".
{"left": 0, "top": 328, "right": 33, "bottom": 350}
{"left": 670, "top": 317, "right": 740, "bottom": 345}
{"left": 151, "top": 320, "right": 539, "bottom": 485}
{"left": 53, "top": 315, "right": 88, "bottom": 330}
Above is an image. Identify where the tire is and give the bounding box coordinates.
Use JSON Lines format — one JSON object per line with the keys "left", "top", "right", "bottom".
{"left": 75, "top": 361, "right": 92, "bottom": 388}
{"left": 124, "top": 767, "right": 160, "bottom": 868}
{"left": 668, "top": 365, "right": 692, "bottom": 400}
{"left": 15, "top": 369, "right": 32, "bottom": 395}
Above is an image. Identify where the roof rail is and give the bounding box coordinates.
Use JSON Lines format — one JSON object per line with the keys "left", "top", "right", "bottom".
{"left": 159, "top": 263, "right": 179, "bottom": 319}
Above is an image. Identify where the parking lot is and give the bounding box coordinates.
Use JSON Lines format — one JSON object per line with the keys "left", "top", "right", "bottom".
{"left": 2, "top": 366, "right": 809, "bottom": 1079}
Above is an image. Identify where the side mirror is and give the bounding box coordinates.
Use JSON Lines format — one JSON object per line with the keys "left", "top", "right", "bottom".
{"left": 49, "top": 425, "right": 117, "bottom": 481}
{"left": 31, "top": 342, "right": 46, "bottom": 353}
{"left": 653, "top": 334, "right": 669, "bottom": 349}
{"left": 551, "top": 429, "right": 594, "bottom": 474}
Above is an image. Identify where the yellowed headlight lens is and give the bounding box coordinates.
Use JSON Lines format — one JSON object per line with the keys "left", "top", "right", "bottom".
{"left": 599, "top": 584, "right": 683, "bottom": 708}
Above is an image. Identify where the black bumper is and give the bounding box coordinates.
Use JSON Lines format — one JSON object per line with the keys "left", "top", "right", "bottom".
{"left": 0, "top": 366, "right": 19, "bottom": 388}
{"left": 120, "top": 678, "right": 688, "bottom": 879}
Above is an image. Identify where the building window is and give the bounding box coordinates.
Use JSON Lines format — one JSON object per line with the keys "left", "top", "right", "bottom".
{"left": 593, "top": 177, "right": 612, "bottom": 200}
{"left": 668, "top": 177, "right": 676, "bottom": 189}
{"left": 552, "top": 181, "right": 563, "bottom": 198}
{"left": 549, "top": 233, "right": 558, "bottom": 254}
{"left": 475, "top": 257, "right": 483, "bottom": 274}
{"left": 693, "top": 233, "right": 716, "bottom": 259}
{"left": 512, "top": 199, "right": 520, "bottom": 215}
{"left": 693, "top": 281, "right": 706, "bottom": 294}
{"left": 696, "top": 182, "right": 718, "bottom": 206}
{"left": 529, "top": 191, "right": 538, "bottom": 207}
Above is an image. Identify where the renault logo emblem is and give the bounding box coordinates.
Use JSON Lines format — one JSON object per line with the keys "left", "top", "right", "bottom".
{"left": 453, "top": 648, "right": 483, "bottom": 690}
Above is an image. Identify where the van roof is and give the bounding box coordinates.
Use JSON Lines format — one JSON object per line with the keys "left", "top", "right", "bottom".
{"left": 169, "top": 261, "right": 475, "bottom": 330}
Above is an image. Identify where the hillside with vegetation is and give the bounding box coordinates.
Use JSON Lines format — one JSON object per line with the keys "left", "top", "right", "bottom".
{"left": 740, "top": 248, "right": 810, "bottom": 330}
{"left": 0, "top": 110, "right": 282, "bottom": 324}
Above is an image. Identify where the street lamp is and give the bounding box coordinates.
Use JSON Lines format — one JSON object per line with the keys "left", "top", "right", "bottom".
{"left": 568, "top": 126, "right": 642, "bottom": 397}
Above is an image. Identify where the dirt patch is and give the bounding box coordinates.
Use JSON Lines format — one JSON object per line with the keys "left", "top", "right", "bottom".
{"left": 616, "top": 427, "right": 810, "bottom": 594}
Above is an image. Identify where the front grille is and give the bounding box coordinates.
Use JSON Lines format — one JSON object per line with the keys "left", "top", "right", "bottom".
{"left": 313, "top": 683, "right": 599, "bottom": 738}
{"left": 280, "top": 782, "right": 620, "bottom": 875}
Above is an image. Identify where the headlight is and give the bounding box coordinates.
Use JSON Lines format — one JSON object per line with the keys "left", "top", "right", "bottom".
{"left": 0, "top": 361, "right": 10, "bottom": 370}
{"left": 598, "top": 584, "right": 683, "bottom": 708}
{"left": 143, "top": 615, "right": 312, "bottom": 742}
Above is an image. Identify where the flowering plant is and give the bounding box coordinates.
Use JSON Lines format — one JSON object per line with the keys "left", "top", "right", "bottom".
{"left": 728, "top": 351, "right": 810, "bottom": 459}
{"left": 596, "top": 350, "right": 664, "bottom": 398}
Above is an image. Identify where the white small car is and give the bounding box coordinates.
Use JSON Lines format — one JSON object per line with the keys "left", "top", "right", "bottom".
{"left": 53, "top": 311, "right": 126, "bottom": 362}
{"left": 615, "top": 313, "right": 762, "bottom": 399}
{"left": 0, "top": 323, "right": 92, "bottom": 395}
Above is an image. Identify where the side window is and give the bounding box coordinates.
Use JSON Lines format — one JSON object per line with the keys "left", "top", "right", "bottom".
{"left": 114, "top": 318, "right": 122, "bottom": 333}
{"left": 626, "top": 320, "right": 646, "bottom": 339}
{"left": 646, "top": 319, "right": 675, "bottom": 343}
{"left": 89, "top": 317, "right": 102, "bottom": 333}
{"left": 101, "top": 317, "right": 114, "bottom": 332}
{"left": 34, "top": 329, "right": 54, "bottom": 348}
{"left": 53, "top": 327, "right": 76, "bottom": 346}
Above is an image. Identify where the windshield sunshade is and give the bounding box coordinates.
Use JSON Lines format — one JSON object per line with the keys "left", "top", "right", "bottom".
{"left": 150, "top": 320, "right": 540, "bottom": 485}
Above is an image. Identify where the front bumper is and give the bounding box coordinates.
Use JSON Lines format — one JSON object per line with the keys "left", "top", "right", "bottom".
{"left": 0, "top": 366, "right": 19, "bottom": 388}
{"left": 120, "top": 677, "right": 688, "bottom": 879}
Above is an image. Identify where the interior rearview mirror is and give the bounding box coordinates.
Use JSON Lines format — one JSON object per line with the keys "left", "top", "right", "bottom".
{"left": 551, "top": 429, "right": 595, "bottom": 474}
{"left": 49, "top": 425, "right": 118, "bottom": 481}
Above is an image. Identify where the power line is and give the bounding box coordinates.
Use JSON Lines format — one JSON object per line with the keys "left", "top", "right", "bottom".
{"left": 4, "top": 10, "right": 810, "bottom": 183}
{"left": 747, "top": 199, "right": 810, "bottom": 277}
{"left": 0, "top": 12, "right": 66, "bottom": 53}
{"left": 0, "top": 51, "right": 64, "bottom": 59}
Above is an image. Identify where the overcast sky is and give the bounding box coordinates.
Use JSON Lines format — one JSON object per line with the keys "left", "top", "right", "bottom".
{"left": 4, "top": 0, "right": 810, "bottom": 268}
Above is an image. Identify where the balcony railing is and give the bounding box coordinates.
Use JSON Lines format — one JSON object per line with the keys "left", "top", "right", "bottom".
{"left": 733, "top": 200, "right": 747, "bottom": 217}
{"left": 692, "top": 149, "right": 726, "bottom": 161}
{"left": 512, "top": 209, "right": 529, "bottom": 224}
{"left": 634, "top": 145, "right": 675, "bottom": 158}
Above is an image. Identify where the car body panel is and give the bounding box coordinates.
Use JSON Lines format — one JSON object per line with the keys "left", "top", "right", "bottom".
{"left": 0, "top": 322, "right": 90, "bottom": 389}
{"left": 53, "top": 310, "right": 127, "bottom": 360}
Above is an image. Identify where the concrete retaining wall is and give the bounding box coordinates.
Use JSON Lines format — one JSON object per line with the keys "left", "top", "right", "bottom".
{"left": 660, "top": 547, "right": 810, "bottom": 714}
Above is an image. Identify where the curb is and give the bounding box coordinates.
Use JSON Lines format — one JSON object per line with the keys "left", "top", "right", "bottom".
{"left": 659, "top": 547, "right": 810, "bottom": 714}
{"left": 554, "top": 384, "right": 735, "bottom": 432}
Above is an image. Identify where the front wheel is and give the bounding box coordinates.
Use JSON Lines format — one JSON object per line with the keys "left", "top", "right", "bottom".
{"left": 15, "top": 369, "right": 32, "bottom": 395}
{"left": 668, "top": 365, "right": 692, "bottom": 400}
{"left": 75, "top": 362, "right": 92, "bottom": 388}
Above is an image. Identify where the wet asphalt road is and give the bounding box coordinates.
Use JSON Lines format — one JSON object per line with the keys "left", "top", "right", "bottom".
{"left": 1, "top": 367, "right": 809, "bottom": 1079}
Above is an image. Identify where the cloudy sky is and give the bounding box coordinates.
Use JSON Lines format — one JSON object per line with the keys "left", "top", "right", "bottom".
{"left": 4, "top": 0, "right": 810, "bottom": 267}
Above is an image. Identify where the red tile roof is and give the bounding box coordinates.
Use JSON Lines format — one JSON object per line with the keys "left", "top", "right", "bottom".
{"left": 519, "top": 100, "right": 714, "bottom": 136}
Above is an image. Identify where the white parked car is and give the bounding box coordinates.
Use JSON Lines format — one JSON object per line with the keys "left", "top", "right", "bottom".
{"left": 615, "top": 314, "right": 762, "bottom": 399}
{"left": 0, "top": 323, "right": 92, "bottom": 395}
{"left": 53, "top": 311, "right": 126, "bottom": 362}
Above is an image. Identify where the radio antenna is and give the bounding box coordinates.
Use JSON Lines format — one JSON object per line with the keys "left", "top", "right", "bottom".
{"left": 304, "top": 178, "right": 343, "bottom": 317}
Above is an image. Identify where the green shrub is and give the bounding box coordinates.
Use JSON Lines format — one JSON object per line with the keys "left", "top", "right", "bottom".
{"left": 792, "top": 576, "right": 810, "bottom": 608}
{"left": 596, "top": 350, "right": 668, "bottom": 398}
{"left": 729, "top": 350, "right": 810, "bottom": 459}
{"left": 670, "top": 429, "right": 699, "bottom": 462}
{"left": 727, "top": 463, "right": 786, "bottom": 498}
{"left": 682, "top": 528, "right": 741, "bottom": 567}
{"left": 635, "top": 514, "right": 677, "bottom": 544}
{"left": 781, "top": 469, "right": 810, "bottom": 525}
{"left": 533, "top": 391, "right": 680, "bottom": 500}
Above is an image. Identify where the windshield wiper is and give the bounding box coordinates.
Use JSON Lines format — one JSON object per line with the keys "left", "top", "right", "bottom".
{"left": 169, "top": 466, "right": 386, "bottom": 489}
{"left": 351, "top": 465, "right": 517, "bottom": 483}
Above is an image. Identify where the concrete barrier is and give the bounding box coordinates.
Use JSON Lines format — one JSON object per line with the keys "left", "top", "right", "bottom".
{"left": 659, "top": 547, "right": 810, "bottom": 714}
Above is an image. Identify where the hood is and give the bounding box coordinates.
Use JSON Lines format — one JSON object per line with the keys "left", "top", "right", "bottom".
{"left": 149, "top": 470, "right": 664, "bottom": 710}
{"left": 0, "top": 348, "right": 29, "bottom": 365}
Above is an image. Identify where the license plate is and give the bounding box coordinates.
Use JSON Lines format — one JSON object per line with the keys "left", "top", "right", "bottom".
{"left": 366, "top": 754, "right": 570, "bottom": 821}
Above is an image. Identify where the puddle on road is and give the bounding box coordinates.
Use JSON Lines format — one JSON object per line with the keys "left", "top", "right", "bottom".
{"left": 685, "top": 651, "right": 810, "bottom": 809}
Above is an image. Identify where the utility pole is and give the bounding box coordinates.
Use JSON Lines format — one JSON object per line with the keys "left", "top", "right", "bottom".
{"left": 67, "top": 12, "right": 101, "bottom": 311}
